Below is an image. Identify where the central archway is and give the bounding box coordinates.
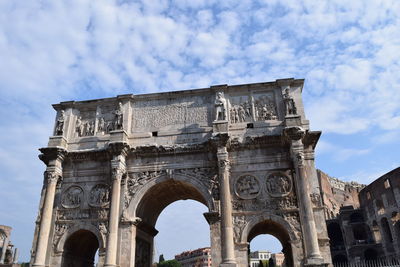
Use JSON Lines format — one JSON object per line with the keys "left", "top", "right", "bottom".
{"left": 131, "top": 176, "right": 215, "bottom": 267}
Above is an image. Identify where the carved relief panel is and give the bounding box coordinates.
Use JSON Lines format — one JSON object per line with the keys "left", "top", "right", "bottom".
{"left": 89, "top": 184, "right": 110, "bottom": 207}
{"left": 266, "top": 172, "right": 292, "bottom": 197}
{"left": 75, "top": 109, "right": 96, "bottom": 137}
{"left": 61, "top": 186, "right": 83, "bottom": 209}
{"left": 253, "top": 91, "right": 278, "bottom": 121}
{"left": 229, "top": 95, "right": 253, "bottom": 124}
{"left": 234, "top": 175, "right": 260, "bottom": 199}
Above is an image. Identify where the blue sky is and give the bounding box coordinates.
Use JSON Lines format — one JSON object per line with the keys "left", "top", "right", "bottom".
{"left": 0, "top": 0, "right": 399, "bottom": 262}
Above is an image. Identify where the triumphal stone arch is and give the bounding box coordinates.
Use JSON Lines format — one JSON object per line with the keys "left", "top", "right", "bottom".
{"left": 30, "top": 78, "right": 332, "bottom": 267}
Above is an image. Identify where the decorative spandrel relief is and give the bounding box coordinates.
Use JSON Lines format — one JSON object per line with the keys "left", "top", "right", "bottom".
{"left": 175, "top": 168, "right": 219, "bottom": 199}
{"left": 234, "top": 175, "right": 260, "bottom": 199}
{"left": 254, "top": 94, "right": 278, "bottom": 121}
{"left": 132, "top": 96, "right": 211, "bottom": 130}
{"left": 89, "top": 184, "right": 110, "bottom": 207}
{"left": 283, "top": 212, "right": 302, "bottom": 239}
{"left": 55, "top": 110, "right": 65, "bottom": 136}
{"left": 53, "top": 223, "right": 69, "bottom": 250}
{"left": 266, "top": 173, "right": 292, "bottom": 197}
{"left": 61, "top": 186, "right": 83, "bottom": 208}
{"left": 124, "top": 170, "right": 166, "bottom": 208}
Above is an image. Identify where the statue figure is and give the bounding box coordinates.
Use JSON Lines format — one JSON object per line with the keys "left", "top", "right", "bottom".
{"left": 98, "top": 117, "right": 105, "bottom": 133}
{"left": 283, "top": 88, "right": 297, "bottom": 115}
{"left": 114, "top": 102, "right": 123, "bottom": 130}
{"left": 55, "top": 110, "right": 65, "bottom": 135}
{"left": 75, "top": 116, "right": 83, "bottom": 137}
{"left": 214, "top": 92, "right": 227, "bottom": 121}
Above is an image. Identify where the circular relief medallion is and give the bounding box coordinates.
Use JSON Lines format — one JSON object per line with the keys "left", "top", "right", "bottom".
{"left": 266, "top": 172, "right": 292, "bottom": 197}
{"left": 89, "top": 184, "right": 110, "bottom": 207}
{"left": 61, "top": 186, "right": 83, "bottom": 208}
{"left": 234, "top": 175, "right": 260, "bottom": 199}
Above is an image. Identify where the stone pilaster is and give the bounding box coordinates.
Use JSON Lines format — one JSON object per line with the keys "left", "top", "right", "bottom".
{"left": 285, "top": 127, "right": 323, "bottom": 265}
{"left": 104, "top": 143, "right": 129, "bottom": 267}
{"left": 217, "top": 145, "right": 236, "bottom": 267}
{"left": 32, "top": 148, "right": 66, "bottom": 267}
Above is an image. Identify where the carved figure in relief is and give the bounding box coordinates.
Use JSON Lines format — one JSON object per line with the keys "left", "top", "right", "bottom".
{"left": 61, "top": 186, "right": 83, "bottom": 208}
{"left": 283, "top": 88, "right": 297, "bottom": 115}
{"left": 229, "top": 100, "right": 252, "bottom": 124}
{"left": 113, "top": 102, "right": 123, "bottom": 130}
{"left": 55, "top": 110, "right": 65, "bottom": 135}
{"left": 254, "top": 96, "right": 277, "bottom": 121}
{"left": 233, "top": 215, "right": 246, "bottom": 242}
{"left": 235, "top": 175, "right": 260, "bottom": 199}
{"left": 266, "top": 173, "right": 291, "bottom": 196}
{"left": 89, "top": 184, "right": 110, "bottom": 207}
{"left": 53, "top": 224, "right": 68, "bottom": 248}
{"left": 215, "top": 92, "right": 227, "bottom": 121}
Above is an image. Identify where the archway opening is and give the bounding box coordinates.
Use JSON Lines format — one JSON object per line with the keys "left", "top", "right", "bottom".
{"left": 327, "top": 222, "right": 344, "bottom": 249}
{"left": 61, "top": 229, "right": 99, "bottom": 267}
{"left": 134, "top": 179, "right": 211, "bottom": 267}
{"left": 154, "top": 200, "right": 210, "bottom": 261}
{"left": 247, "top": 220, "right": 293, "bottom": 267}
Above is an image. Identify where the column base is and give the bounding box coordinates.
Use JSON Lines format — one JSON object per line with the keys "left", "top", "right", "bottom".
{"left": 304, "top": 256, "right": 326, "bottom": 267}
{"left": 220, "top": 263, "right": 237, "bottom": 267}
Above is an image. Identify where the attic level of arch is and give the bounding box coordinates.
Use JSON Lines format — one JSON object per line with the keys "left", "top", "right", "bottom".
{"left": 49, "top": 79, "right": 309, "bottom": 150}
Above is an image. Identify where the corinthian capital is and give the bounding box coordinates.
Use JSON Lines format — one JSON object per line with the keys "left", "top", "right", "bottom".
{"left": 294, "top": 151, "right": 305, "bottom": 167}
{"left": 219, "top": 159, "right": 230, "bottom": 169}
{"left": 111, "top": 167, "right": 125, "bottom": 181}
{"left": 45, "top": 171, "right": 61, "bottom": 184}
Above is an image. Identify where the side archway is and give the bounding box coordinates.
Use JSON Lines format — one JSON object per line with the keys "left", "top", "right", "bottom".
{"left": 61, "top": 229, "right": 99, "bottom": 267}
{"left": 241, "top": 214, "right": 298, "bottom": 267}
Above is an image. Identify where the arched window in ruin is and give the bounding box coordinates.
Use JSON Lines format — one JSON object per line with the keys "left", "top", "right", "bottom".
{"left": 327, "top": 222, "right": 344, "bottom": 248}
{"left": 380, "top": 217, "right": 394, "bottom": 253}
{"left": 61, "top": 229, "right": 99, "bottom": 267}
{"left": 381, "top": 217, "right": 393, "bottom": 243}
{"left": 372, "top": 220, "right": 382, "bottom": 243}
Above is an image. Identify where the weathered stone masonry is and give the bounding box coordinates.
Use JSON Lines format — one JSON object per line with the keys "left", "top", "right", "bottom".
{"left": 30, "top": 79, "right": 332, "bottom": 267}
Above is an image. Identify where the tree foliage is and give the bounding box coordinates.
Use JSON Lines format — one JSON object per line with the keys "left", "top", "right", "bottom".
{"left": 157, "top": 259, "right": 181, "bottom": 267}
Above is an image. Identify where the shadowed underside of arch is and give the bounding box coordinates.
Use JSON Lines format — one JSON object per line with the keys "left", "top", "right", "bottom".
{"left": 135, "top": 178, "right": 210, "bottom": 227}
{"left": 61, "top": 230, "right": 99, "bottom": 267}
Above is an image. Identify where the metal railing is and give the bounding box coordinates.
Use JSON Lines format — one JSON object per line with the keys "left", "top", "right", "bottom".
{"left": 334, "top": 258, "right": 400, "bottom": 267}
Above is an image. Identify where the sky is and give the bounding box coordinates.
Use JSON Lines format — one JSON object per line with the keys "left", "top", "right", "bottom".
{"left": 0, "top": 0, "right": 399, "bottom": 262}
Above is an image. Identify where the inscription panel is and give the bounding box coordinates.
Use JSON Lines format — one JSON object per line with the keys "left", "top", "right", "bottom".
{"left": 132, "top": 95, "right": 212, "bottom": 130}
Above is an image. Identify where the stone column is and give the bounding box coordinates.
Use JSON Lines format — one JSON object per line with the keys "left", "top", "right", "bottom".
{"left": 33, "top": 148, "right": 65, "bottom": 267}
{"left": 104, "top": 143, "right": 128, "bottom": 267}
{"left": 285, "top": 127, "right": 323, "bottom": 264}
{"left": 0, "top": 236, "right": 9, "bottom": 264}
{"left": 217, "top": 146, "right": 236, "bottom": 267}
{"left": 13, "top": 248, "right": 18, "bottom": 264}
